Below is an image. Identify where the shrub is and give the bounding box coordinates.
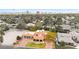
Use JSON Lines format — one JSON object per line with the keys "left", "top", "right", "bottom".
{"left": 26, "top": 43, "right": 46, "bottom": 48}
{"left": 0, "top": 24, "right": 9, "bottom": 31}
{"left": 16, "top": 36, "right": 22, "bottom": 40}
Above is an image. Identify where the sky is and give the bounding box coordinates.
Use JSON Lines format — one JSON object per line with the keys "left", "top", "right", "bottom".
{"left": 0, "top": 9, "right": 79, "bottom": 14}
{"left": 0, "top": 0, "right": 78, "bottom": 14}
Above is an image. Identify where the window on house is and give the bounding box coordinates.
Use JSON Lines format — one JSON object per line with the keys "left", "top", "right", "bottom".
{"left": 33, "top": 39, "right": 36, "bottom": 41}
{"left": 24, "top": 36, "right": 27, "bottom": 38}
{"left": 24, "top": 36, "right": 33, "bottom": 39}
{"left": 36, "top": 34, "right": 38, "bottom": 36}
{"left": 40, "top": 40, "right": 42, "bottom": 42}
{"left": 36, "top": 39, "right": 39, "bottom": 41}
{"left": 28, "top": 36, "right": 30, "bottom": 38}
{"left": 43, "top": 39, "right": 45, "bottom": 41}
{"left": 33, "top": 39, "right": 41, "bottom": 42}
{"left": 31, "top": 36, "right": 33, "bottom": 38}
{"left": 26, "top": 36, "right": 29, "bottom": 38}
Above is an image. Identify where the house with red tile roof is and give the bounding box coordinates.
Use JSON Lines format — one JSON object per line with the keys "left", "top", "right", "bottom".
{"left": 13, "top": 30, "right": 56, "bottom": 48}
{"left": 33, "top": 32, "right": 46, "bottom": 43}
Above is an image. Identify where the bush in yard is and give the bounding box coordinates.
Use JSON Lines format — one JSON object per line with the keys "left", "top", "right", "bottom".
{"left": 0, "top": 36, "right": 3, "bottom": 43}
{"left": 16, "top": 36, "right": 22, "bottom": 40}
{"left": 13, "top": 42, "right": 19, "bottom": 45}
{"left": 59, "top": 41, "right": 66, "bottom": 47}
{"left": 55, "top": 41, "right": 75, "bottom": 49}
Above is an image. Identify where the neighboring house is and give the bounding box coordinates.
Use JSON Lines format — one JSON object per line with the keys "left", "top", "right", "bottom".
{"left": 0, "top": 20, "right": 3, "bottom": 23}
{"left": 59, "top": 25, "right": 71, "bottom": 33}
{"left": 8, "top": 24, "right": 18, "bottom": 28}
{"left": 57, "top": 31, "right": 79, "bottom": 46}
{"left": 15, "top": 32, "right": 34, "bottom": 47}
{"left": 26, "top": 23, "right": 35, "bottom": 27}
{"left": 75, "top": 23, "right": 79, "bottom": 29}
{"left": 60, "top": 24, "right": 71, "bottom": 30}
{"left": 65, "top": 16, "right": 75, "bottom": 20}
{"left": 22, "top": 32, "right": 34, "bottom": 40}
{"left": 22, "top": 33, "right": 33, "bottom": 40}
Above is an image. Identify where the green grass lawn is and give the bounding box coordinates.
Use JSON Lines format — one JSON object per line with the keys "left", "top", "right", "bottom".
{"left": 13, "top": 41, "right": 20, "bottom": 45}
{"left": 26, "top": 42, "right": 46, "bottom": 48}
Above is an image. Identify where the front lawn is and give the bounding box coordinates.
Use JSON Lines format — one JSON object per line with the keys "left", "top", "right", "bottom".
{"left": 13, "top": 41, "right": 20, "bottom": 45}
{"left": 26, "top": 43, "right": 46, "bottom": 48}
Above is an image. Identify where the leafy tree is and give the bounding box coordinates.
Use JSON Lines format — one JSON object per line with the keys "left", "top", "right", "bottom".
{"left": 56, "top": 18, "right": 63, "bottom": 25}
{"left": 0, "top": 24, "right": 9, "bottom": 31}
{"left": 59, "top": 41, "right": 66, "bottom": 47}
{"left": 35, "top": 21, "right": 43, "bottom": 29}
{"left": 16, "top": 23, "right": 26, "bottom": 29}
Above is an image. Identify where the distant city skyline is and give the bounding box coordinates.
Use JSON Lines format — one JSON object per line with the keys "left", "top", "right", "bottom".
{"left": 0, "top": 9, "right": 79, "bottom": 14}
